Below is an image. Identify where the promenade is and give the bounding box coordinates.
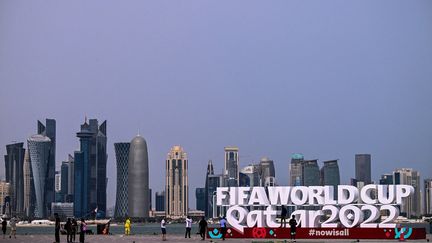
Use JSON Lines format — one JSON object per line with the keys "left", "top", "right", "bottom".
{"left": 0, "top": 234, "right": 431, "bottom": 243}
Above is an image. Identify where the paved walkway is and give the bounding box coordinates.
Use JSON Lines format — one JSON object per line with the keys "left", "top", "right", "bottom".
{"left": 0, "top": 235, "right": 430, "bottom": 243}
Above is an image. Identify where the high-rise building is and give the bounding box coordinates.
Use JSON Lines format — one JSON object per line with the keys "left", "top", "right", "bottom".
{"left": 114, "top": 142, "right": 130, "bottom": 219}
{"left": 195, "top": 188, "right": 206, "bottom": 211}
{"left": 379, "top": 174, "right": 393, "bottom": 185}
{"left": 424, "top": 179, "right": 432, "bottom": 215}
{"left": 207, "top": 174, "right": 222, "bottom": 218}
{"left": 55, "top": 171, "right": 62, "bottom": 202}
{"left": 224, "top": 147, "right": 239, "bottom": 187}
{"left": 240, "top": 165, "right": 260, "bottom": 187}
{"left": 27, "top": 134, "right": 52, "bottom": 218}
{"left": 259, "top": 157, "right": 276, "bottom": 186}
{"left": 37, "top": 119, "right": 56, "bottom": 214}
{"left": 320, "top": 160, "right": 340, "bottom": 197}
{"left": 128, "top": 135, "right": 150, "bottom": 218}
{"left": 302, "top": 160, "right": 320, "bottom": 186}
{"left": 165, "top": 146, "right": 188, "bottom": 218}
{"left": 204, "top": 160, "right": 214, "bottom": 217}
{"left": 393, "top": 168, "right": 421, "bottom": 218}
{"left": 289, "top": 153, "right": 304, "bottom": 186}
{"left": 0, "top": 181, "right": 11, "bottom": 216}
{"left": 355, "top": 154, "right": 371, "bottom": 184}
{"left": 155, "top": 191, "right": 165, "bottom": 212}
{"left": 65, "top": 155, "right": 74, "bottom": 202}
{"left": 74, "top": 119, "right": 107, "bottom": 218}
{"left": 23, "top": 150, "right": 32, "bottom": 216}
{"left": 4, "top": 142, "right": 25, "bottom": 216}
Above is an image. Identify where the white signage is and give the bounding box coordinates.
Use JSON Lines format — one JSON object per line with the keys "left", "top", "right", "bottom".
{"left": 216, "top": 185, "right": 414, "bottom": 233}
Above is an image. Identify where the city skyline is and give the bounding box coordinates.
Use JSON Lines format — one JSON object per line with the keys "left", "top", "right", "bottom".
{"left": 1, "top": 1, "right": 432, "bottom": 211}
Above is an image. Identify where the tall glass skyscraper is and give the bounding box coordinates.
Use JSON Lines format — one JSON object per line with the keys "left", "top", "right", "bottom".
{"left": 393, "top": 168, "right": 420, "bottom": 218}
{"left": 27, "top": 134, "right": 52, "bottom": 218}
{"left": 195, "top": 188, "right": 206, "bottom": 211}
{"left": 4, "top": 142, "right": 25, "bottom": 216}
{"left": 128, "top": 135, "right": 150, "bottom": 218}
{"left": 289, "top": 153, "right": 304, "bottom": 186}
{"left": 302, "top": 160, "right": 320, "bottom": 186}
{"left": 74, "top": 119, "right": 107, "bottom": 218}
{"left": 165, "top": 146, "right": 188, "bottom": 218}
{"left": 355, "top": 154, "right": 371, "bottom": 184}
{"left": 114, "top": 142, "right": 130, "bottom": 219}
{"left": 320, "top": 160, "right": 340, "bottom": 197}
{"left": 259, "top": 157, "right": 276, "bottom": 186}
{"left": 224, "top": 147, "right": 239, "bottom": 186}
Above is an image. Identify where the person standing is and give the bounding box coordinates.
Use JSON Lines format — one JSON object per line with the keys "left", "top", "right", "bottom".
{"left": 198, "top": 217, "right": 208, "bottom": 240}
{"left": 79, "top": 219, "right": 86, "bottom": 243}
{"left": 9, "top": 216, "right": 17, "bottom": 239}
{"left": 185, "top": 216, "right": 192, "bottom": 238}
{"left": 65, "top": 218, "right": 72, "bottom": 243}
{"left": 160, "top": 218, "right": 167, "bottom": 241}
{"left": 1, "top": 218, "right": 7, "bottom": 239}
{"left": 124, "top": 217, "right": 131, "bottom": 235}
{"left": 289, "top": 215, "right": 297, "bottom": 243}
{"left": 54, "top": 214, "right": 61, "bottom": 243}
{"left": 71, "top": 219, "right": 78, "bottom": 242}
{"left": 220, "top": 216, "right": 227, "bottom": 241}
{"left": 280, "top": 205, "right": 288, "bottom": 228}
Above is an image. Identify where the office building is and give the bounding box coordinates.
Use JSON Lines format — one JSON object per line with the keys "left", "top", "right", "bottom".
{"left": 289, "top": 153, "right": 304, "bottom": 186}
{"left": 424, "top": 179, "right": 432, "bottom": 215}
{"left": 128, "top": 135, "right": 149, "bottom": 218}
{"left": 23, "top": 150, "right": 33, "bottom": 216}
{"left": 196, "top": 188, "right": 206, "bottom": 211}
{"left": 155, "top": 191, "right": 165, "bottom": 212}
{"left": 320, "top": 160, "right": 340, "bottom": 197}
{"left": 4, "top": 142, "right": 25, "bottom": 216}
{"left": 207, "top": 174, "right": 222, "bottom": 218}
{"left": 260, "top": 157, "right": 276, "bottom": 186}
{"left": 37, "top": 119, "right": 56, "bottom": 214}
{"left": 240, "top": 165, "right": 260, "bottom": 187}
{"left": 74, "top": 119, "right": 107, "bottom": 218}
{"left": 355, "top": 154, "right": 371, "bottom": 184}
{"left": 51, "top": 202, "right": 74, "bottom": 218}
{"left": 27, "top": 134, "right": 52, "bottom": 218}
{"left": 165, "top": 145, "right": 188, "bottom": 218}
{"left": 114, "top": 142, "right": 130, "bottom": 218}
{"left": 204, "top": 160, "right": 214, "bottom": 217}
{"left": 239, "top": 172, "right": 250, "bottom": 187}
{"left": 55, "top": 171, "right": 62, "bottom": 202}
{"left": 393, "top": 168, "right": 421, "bottom": 218}
{"left": 0, "top": 181, "right": 11, "bottom": 216}
{"left": 224, "top": 147, "right": 239, "bottom": 186}
{"left": 379, "top": 174, "right": 393, "bottom": 185}
{"left": 302, "top": 159, "right": 320, "bottom": 186}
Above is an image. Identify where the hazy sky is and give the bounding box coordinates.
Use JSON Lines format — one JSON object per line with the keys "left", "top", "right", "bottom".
{"left": 1, "top": 1, "right": 431, "bottom": 210}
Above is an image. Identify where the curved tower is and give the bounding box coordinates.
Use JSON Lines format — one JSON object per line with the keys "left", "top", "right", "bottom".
{"left": 128, "top": 135, "right": 149, "bottom": 218}
{"left": 114, "top": 142, "right": 130, "bottom": 218}
{"left": 27, "top": 134, "right": 51, "bottom": 218}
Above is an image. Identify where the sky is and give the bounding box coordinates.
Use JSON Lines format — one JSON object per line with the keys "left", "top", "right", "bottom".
{"left": 1, "top": 1, "right": 431, "bottom": 210}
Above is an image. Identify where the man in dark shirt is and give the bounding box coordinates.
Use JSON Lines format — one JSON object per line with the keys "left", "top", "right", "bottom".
{"left": 280, "top": 205, "right": 288, "bottom": 228}
{"left": 289, "top": 215, "right": 297, "bottom": 242}
{"left": 54, "top": 214, "right": 60, "bottom": 243}
{"left": 198, "top": 217, "right": 208, "bottom": 240}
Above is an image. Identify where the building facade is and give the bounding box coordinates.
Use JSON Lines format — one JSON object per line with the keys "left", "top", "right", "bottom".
{"left": 424, "top": 179, "right": 432, "bottom": 215}
{"left": 393, "top": 168, "right": 421, "bottom": 218}
{"left": 302, "top": 159, "right": 320, "bottom": 186}
{"left": 355, "top": 154, "right": 371, "bottom": 184}
{"left": 289, "top": 153, "right": 304, "bottom": 186}
{"left": 155, "top": 191, "right": 165, "bottom": 212}
{"left": 224, "top": 147, "right": 239, "bottom": 187}
{"left": 165, "top": 146, "right": 188, "bottom": 218}
{"left": 0, "top": 181, "right": 11, "bottom": 216}
{"left": 259, "top": 157, "right": 276, "bottom": 186}
{"left": 23, "top": 150, "right": 33, "bottom": 216}
{"left": 128, "top": 135, "right": 150, "bottom": 218}
{"left": 195, "top": 188, "right": 205, "bottom": 211}
{"left": 27, "top": 134, "right": 52, "bottom": 218}
{"left": 240, "top": 165, "right": 260, "bottom": 187}
{"left": 114, "top": 142, "right": 130, "bottom": 218}
{"left": 320, "top": 160, "right": 340, "bottom": 197}
{"left": 74, "top": 119, "right": 107, "bottom": 218}
{"left": 4, "top": 142, "right": 25, "bottom": 216}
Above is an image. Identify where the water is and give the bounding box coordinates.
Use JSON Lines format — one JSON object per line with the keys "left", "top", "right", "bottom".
{"left": 14, "top": 223, "right": 209, "bottom": 235}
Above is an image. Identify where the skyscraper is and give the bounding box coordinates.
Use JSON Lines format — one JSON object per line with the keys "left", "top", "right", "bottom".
{"left": 195, "top": 188, "right": 206, "bottom": 211}
{"left": 27, "top": 134, "right": 52, "bottom": 218}
{"left": 424, "top": 179, "right": 432, "bottom": 215}
{"left": 155, "top": 191, "right": 165, "bottom": 212}
{"left": 240, "top": 165, "right": 260, "bottom": 187}
{"left": 114, "top": 142, "right": 130, "bottom": 219}
{"left": 259, "top": 157, "right": 276, "bottom": 186}
{"left": 37, "top": 119, "right": 56, "bottom": 213}
{"left": 355, "top": 154, "right": 371, "bottom": 184}
{"left": 55, "top": 171, "right": 62, "bottom": 202}
{"left": 224, "top": 147, "right": 239, "bottom": 186}
{"left": 165, "top": 145, "right": 188, "bottom": 218}
{"left": 289, "top": 153, "right": 304, "bottom": 186}
{"left": 393, "top": 168, "right": 421, "bottom": 218}
{"left": 60, "top": 161, "right": 69, "bottom": 202}
{"left": 65, "top": 155, "right": 74, "bottom": 202}
{"left": 379, "top": 174, "right": 393, "bottom": 185}
{"left": 302, "top": 160, "right": 320, "bottom": 186}
{"left": 4, "top": 142, "right": 25, "bottom": 216}
{"left": 320, "top": 160, "right": 340, "bottom": 196}
{"left": 0, "top": 181, "right": 11, "bottom": 216}
{"left": 23, "top": 150, "right": 32, "bottom": 216}
{"left": 74, "top": 119, "right": 107, "bottom": 218}
{"left": 128, "top": 135, "right": 150, "bottom": 218}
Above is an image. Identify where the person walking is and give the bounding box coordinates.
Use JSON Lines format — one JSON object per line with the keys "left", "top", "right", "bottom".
{"left": 220, "top": 216, "right": 227, "bottom": 241}
{"left": 54, "top": 214, "right": 61, "bottom": 243}
{"left": 160, "top": 217, "right": 167, "bottom": 241}
{"left": 124, "top": 217, "right": 131, "bottom": 235}
{"left": 79, "top": 219, "right": 86, "bottom": 243}
{"left": 1, "top": 218, "right": 7, "bottom": 239}
{"left": 198, "top": 216, "right": 208, "bottom": 240}
{"left": 280, "top": 205, "right": 288, "bottom": 228}
{"left": 9, "top": 216, "right": 17, "bottom": 239}
{"left": 185, "top": 216, "right": 192, "bottom": 238}
{"left": 65, "top": 218, "right": 72, "bottom": 243}
{"left": 289, "top": 215, "right": 298, "bottom": 243}
{"left": 71, "top": 219, "right": 78, "bottom": 242}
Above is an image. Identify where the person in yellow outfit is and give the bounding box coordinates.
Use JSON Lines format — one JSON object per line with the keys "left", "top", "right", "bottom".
{"left": 124, "top": 217, "right": 131, "bottom": 235}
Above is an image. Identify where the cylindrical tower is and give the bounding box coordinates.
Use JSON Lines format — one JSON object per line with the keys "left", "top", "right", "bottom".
{"left": 128, "top": 135, "right": 149, "bottom": 218}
